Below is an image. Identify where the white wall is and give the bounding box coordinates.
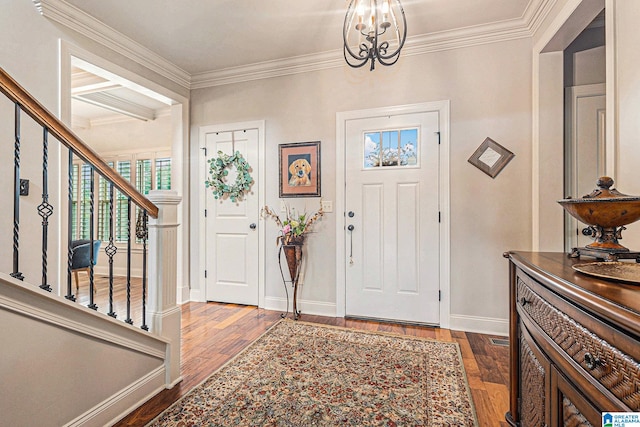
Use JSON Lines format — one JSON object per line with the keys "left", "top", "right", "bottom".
{"left": 74, "top": 114, "right": 172, "bottom": 153}
{"left": 611, "top": 0, "right": 640, "bottom": 250}
{"left": 0, "top": 0, "right": 187, "bottom": 292}
{"left": 191, "top": 37, "right": 533, "bottom": 330}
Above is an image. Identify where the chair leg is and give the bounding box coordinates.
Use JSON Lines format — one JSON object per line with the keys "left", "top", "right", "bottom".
{"left": 85, "top": 268, "right": 97, "bottom": 294}
{"left": 74, "top": 270, "right": 80, "bottom": 293}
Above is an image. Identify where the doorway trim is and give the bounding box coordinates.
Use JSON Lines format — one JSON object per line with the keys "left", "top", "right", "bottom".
{"left": 196, "top": 120, "right": 266, "bottom": 307}
{"left": 335, "top": 101, "right": 451, "bottom": 328}
{"left": 59, "top": 40, "right": 191, "bottom": 302}
{"left": 531, "top": 0, "right": 606, "bottom": 251}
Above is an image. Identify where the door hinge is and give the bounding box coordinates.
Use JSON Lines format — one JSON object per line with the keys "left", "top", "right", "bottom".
{"left": 205, "top": 209, "right": 207, "bottom": 217}
{"left": 436, "top": 131, "right": 441, "bottom": 145}
{"left": 201, "top": 147, "right": 207, "bottom": 156}
{"left": 204, "top": 270, "right": 207, "bottom": 278}
{"left": 438, "top": 211, "right": 441, "bottom": 223}
{"left": 439, "top": 290, "right": 442, "bottom": 301}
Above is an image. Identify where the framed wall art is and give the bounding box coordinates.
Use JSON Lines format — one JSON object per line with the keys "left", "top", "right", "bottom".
{"left": 468, "top": 137, "right": 515, "bottom": 178}
{"left": 279, "top": 141, "right": 321, "bottom": 197}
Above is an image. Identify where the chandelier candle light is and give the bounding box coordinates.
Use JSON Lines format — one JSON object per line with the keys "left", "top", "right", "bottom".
{"left": 343, "top": 0, "right": 407, "bottom": 71}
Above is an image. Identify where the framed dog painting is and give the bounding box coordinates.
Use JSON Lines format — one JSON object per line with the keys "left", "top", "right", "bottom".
{"left": 279, "top": 141, "right": 321, "bottom": 198}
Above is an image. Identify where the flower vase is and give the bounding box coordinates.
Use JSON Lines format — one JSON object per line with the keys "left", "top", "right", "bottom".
{"left": 282, "top": 235, "right": 304, "bottom": 319}
{"left": 283, "top": 237, "right": 303, "bottom": 281}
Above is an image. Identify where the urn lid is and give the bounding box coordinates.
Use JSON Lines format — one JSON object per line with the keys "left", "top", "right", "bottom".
{"left": 559, "top": 176, "right": 640, "bottom": 203}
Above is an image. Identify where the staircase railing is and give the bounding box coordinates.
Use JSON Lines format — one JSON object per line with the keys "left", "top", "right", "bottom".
{"left": 0, "top": 66, "right": 158, "bottom": 330}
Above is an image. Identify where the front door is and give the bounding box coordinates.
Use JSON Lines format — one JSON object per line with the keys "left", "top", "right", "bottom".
{"left": 204, "top": 128, "right": 259, "bottom": 305}
{"left": 345, "top": 111, "right": 440, "bottom": 324}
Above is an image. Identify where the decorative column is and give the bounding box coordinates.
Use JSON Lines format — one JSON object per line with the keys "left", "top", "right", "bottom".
{"left": 147, "top": 190, "right": 182, "bottom": 387}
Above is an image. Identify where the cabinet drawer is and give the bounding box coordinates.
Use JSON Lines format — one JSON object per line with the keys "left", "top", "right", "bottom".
{"left": 516, "top": 275, "right": 640, "bottom": 411}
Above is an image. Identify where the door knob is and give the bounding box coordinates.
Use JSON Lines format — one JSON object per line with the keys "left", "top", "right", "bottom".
{"left": 348, "top": 211, "right": 355, "bottom": 218}
{"left": 348, "top": 224, "right": 354, "bottom": 231}
{"left": 249, "top": 223, "right": 257, "bottom": 230}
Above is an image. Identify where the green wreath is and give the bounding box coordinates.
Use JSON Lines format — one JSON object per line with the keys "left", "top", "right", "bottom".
{"left": 205, "top": 150, "right": 253, "bottom": 202}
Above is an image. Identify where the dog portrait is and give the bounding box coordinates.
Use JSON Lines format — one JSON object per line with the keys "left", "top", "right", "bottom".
{"left": 279, "top": 141, "right": 321, "bottom": 198}
{"left": 288, "top": 157, "right": 312, "bottom": 187}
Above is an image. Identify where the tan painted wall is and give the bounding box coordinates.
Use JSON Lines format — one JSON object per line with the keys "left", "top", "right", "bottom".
{"left": 191, "top": 38, "right": 533, "bottom": 330}
{"left": 611, "top": 0, "right": 640, "bottom": 249}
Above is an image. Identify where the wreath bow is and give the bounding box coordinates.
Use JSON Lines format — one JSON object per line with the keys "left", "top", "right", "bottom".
{"left": 205, "top": 150, "right": 253, "bottom": 202}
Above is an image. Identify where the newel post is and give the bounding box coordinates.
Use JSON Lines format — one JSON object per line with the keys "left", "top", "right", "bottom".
{"left": 147, "top": 190, "right": 182, "bottom": 387}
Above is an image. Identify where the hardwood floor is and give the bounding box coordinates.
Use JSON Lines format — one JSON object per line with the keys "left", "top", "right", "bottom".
{"left": 112, "top": 301, "right": 510, "bottom": 426}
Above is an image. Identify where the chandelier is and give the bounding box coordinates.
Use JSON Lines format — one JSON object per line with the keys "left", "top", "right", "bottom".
{"left": 343, "top": 0, "right": 407, "bottom": 71}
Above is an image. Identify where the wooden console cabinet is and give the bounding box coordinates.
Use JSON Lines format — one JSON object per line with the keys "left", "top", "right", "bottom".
{"left": 505, "top": 252, "right": 640, "bottom": 426}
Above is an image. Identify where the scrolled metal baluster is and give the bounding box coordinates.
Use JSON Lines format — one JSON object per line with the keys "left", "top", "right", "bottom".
{"left": 11, "top": 103, "right": 24, "bottom": 281}
{"left": 125, "top": 198, "right": 133, "bottom": 325}
{"left": 66, "top": 150, "right": 75, "bottom": 301}
{"left": 136, "top": 209, "right": 149, "bottom": 331}
{"left": 38, "top": 128, "right": 53, "bottom": 292}
{"left": 88, "top": 168, "right": 97, "bottom": 310}
{"left": 106, "top": 184, "right": 117, "bottom": 318}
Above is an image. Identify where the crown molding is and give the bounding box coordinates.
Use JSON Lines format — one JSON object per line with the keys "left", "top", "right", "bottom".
{"left": 33, "top": 0, "right": 191, "bottom": 90}
{"left": 34, "top": 0, "right": 555, "bottom": 90}
{"left": 192, "top": 0, "right": 555, "bottom": 88}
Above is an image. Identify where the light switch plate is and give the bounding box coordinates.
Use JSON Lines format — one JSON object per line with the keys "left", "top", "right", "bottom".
{"left": 321, "top": 201, "right": 333, "bottom": 212}
{"left": 280, "top": 200, "right": 287, "bottom": 212}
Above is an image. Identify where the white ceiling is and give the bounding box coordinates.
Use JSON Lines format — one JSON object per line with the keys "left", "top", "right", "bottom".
{"left": 56, "top": 0, "right": 541, "bottom": 124}
{"left": 62, "top": 0, "right": 533, "bottom": 75}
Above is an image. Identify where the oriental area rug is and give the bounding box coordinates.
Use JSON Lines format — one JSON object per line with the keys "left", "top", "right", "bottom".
{"left": 147, "top": 320, "right": 478, "bottom": 426}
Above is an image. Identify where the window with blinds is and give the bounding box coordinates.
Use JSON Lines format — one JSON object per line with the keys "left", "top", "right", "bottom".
{"left": 71, "top": 151, "right": 171, "bottom": 246}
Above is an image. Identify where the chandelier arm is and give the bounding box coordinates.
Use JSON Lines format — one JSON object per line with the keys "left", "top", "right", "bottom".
{"left": 343, "top": 0, "right": 370, "bottom": 62}
{"left": 378, "top": 2, "right": 406, "bottom": 60}
{"left": 343, "top": 0, "right": 406, "bottom": 70}
{"left": 343, "top": 46, "right": 372, "bottom": 69}
{"left": 376, "top": 53, "right": 402, "bottom": 67}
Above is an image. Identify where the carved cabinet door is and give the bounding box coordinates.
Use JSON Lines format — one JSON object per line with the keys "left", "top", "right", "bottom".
{"left": 519, "top": 324, "right": 552, "bottom": 427}
{"left": 552, "top": 368, "right": 600, "bottom": 427}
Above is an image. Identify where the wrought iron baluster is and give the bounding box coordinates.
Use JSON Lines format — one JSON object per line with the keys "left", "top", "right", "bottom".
{"left": 88, "top": 167, "right": 97, "bottom": 310}
{"left": 106, "top": 184, "right": 117, "bottom": 318}
{"left": 136, "top": 209, "right": 149, "bottom": 331}
{"left": 66, "top": 150, "right": 75, "bottom": 301}
{"left": 11, "top": 103, "right": 24, "bottom": 281}
{"left": 125, "top": 198, "right": 133, "bottom": 325}
{"left": 38, "top": 128, "right": 53, "bottom": 292}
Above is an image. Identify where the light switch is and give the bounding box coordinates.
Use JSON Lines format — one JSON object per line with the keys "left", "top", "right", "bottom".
{"left": 321, "top": 201, "right": 333, "bottom": 212}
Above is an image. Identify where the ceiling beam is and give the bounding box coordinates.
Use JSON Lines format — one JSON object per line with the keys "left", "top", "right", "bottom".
{"left": 74, "top": 92, "right": 156, "bottom": 121}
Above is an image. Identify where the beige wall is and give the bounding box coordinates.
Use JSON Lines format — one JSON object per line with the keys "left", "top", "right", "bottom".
{"left": 612, "top": 0, "right": 640, "bottom": 249}
{"left": 191, "top": 38, "right": 533, "bottom": 331}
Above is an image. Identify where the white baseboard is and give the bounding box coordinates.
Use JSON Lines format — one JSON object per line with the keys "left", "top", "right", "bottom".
{"left": 94, "top": 266, "right": 143, "bottom": 278}
{"left": 189, "top": 288, "right": 205, "bottom": 303}
{"left": 449, "top": 314, "right": 509, "bottom": 336}
{"left": 263, "top": 296, "right": 336, "bottom": 318}
{"left": 177, "top": 284, "right": 190, "bottom": 304}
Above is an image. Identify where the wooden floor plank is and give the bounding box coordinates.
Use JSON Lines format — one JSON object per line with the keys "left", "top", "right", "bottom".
{"left": 93, "top": 298, "right": 510, "bottom": 427}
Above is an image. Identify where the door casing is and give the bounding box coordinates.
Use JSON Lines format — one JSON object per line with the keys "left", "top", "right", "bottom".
{"left": 335, "top": 102, "right": 451, "bottom": 328}
{"left": 197, "top": 120, "right": 266, "bottom": 306}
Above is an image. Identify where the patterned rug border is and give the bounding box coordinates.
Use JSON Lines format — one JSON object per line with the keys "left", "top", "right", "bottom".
{"left": 146, "top": 318, "right": 479, "bottom": 426}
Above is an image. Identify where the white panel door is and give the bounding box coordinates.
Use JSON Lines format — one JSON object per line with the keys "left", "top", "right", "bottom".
{"left": 565, "top": 84, "right": 606, "bottom": 250}
{"left": 205, "top": 129, "right": 259, "bottom": 305}
{"left": 345, "top": 112, "right": 440, "bottom": 324}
